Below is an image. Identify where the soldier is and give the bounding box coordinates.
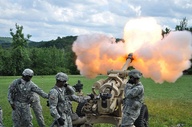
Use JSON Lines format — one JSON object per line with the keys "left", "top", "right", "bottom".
{"left": 49, "top": 72, "right": 91, "bottom": 127}
{"left": 8, "top": 68, "right": 48, "bottom": 127}
{"left": 121, "top": 69, "right": 144, "bottom": 127}
{"left": 48, "top": 72, "right": 75, "bottom": 127}
{"left": 30, "top": 92, "right": 46, "bottom": 127}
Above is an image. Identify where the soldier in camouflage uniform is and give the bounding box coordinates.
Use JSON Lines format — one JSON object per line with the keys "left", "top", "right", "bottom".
{"left": 121, "top": 69, "right": 144, "bottom": 127}
{"left": 49, "top": 72, "right": 74, "bottom": 127}
{"left": 49, "top": 72, "right": 89, "bottom": 127}
{"left": 8, "top": 68, "right": 48, "bottom": 127}
{"left": 30, "top": 92, "right": 46, "bottom": 127}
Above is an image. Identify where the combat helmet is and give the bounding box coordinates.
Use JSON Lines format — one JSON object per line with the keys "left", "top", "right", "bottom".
{"left": 128, "top": 69, "right": 142, "bottom": 79}
{"left": 22, "top": 68, "right": 34, "bottom": 76}
{"left": 55, "top": 72, "right": 68, "bottom": 81}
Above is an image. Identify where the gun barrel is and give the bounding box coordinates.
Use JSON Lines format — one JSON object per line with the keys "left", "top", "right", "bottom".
{"left": 121, "top": 53, "right": 133, "bottom": 71}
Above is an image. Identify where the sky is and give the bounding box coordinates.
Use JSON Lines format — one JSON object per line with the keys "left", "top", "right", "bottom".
{"left": 0, "top": 0, "right": 192, "bottom": 42}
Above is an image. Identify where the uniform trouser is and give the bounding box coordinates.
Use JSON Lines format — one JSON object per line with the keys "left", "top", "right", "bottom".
{"left": 0, "top": 123, "right": 3, "bottom": 127}
{"left": 121, "top": 125, "right": 135, "bottom": 127}
{"left": 31, "top": 100, "right": 46, "bottom": 127}
{"left": 12, "top": 102, "right": 33, "bottom": 127}
{"left": 121, "top": 102, "right": 142, "bottom": 127}
{"left": 0, "top": 107, "right": 4, "bottom": 127}
{"left": 51, "top": 113, "right": 72, "bottom": 127}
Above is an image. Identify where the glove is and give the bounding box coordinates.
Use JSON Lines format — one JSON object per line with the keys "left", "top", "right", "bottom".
{"left": 88, "top": 93, "right": 94, "bottom": 100}
{"left": 57, "top": 117, "right": 64, "bottom": 125}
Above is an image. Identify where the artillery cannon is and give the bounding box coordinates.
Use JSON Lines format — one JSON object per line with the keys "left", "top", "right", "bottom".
{"left": 74, "top": 53, "right": 149, "bottom": 127}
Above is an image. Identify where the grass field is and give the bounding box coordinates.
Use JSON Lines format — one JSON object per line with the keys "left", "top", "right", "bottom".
{"left": 0, "top": 75, "right": 192, "bottom": 127}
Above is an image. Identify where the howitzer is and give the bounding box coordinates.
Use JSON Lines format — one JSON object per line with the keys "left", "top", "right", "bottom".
{"left": 75, "top": 53, "right": 149, "bottom": 127}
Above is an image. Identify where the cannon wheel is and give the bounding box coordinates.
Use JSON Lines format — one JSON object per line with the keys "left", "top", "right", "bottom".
{"left": 76, "top": 102, "right": 149, "bottom": 127}
{"left": 73, "top": 101, "right": 87, "bottom": 127}
{"left": 134, "top": 104, "right": 149, "bottom": 127}
{"left": 76, "top": 101, "right": 86, "bottom": 117}
{"left": 75, "top": 101, "right": 94, "bottom": 127}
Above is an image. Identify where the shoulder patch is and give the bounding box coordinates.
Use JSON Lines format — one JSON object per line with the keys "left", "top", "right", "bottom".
{"left": 49, "top": 88, "right": 58, "bottom": 100}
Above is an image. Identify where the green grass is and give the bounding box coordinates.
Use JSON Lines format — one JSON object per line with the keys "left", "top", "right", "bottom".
{"left": 0, "top": 75, "right": 192, "bottom": 127}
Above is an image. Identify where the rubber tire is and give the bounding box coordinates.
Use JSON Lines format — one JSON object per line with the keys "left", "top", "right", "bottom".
{"left": 76, "top": 101, "right": 87, "bottom": 117}
{"left": 134, "top": 104, "right": 149, "bottom": 127}
{"left": 73, "top": 101, "right": 87, "bottom": 127}
{"left": 75, "top": 101, "right": 94, "bottom": 127}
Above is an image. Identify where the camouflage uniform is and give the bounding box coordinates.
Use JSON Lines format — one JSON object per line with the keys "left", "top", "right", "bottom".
{"left": 0, "top": 106, "right": 4, "bottom": 127}
{"left": 30, "top": 92, "right": 46, "bottom": 127}
{"left": 49, "top": 72, "right": 75, "bottom": 127}
{"left": 121, "top": 69, "right": 144, "bottom": 127}
{"left": 49, "top": 72, "right": 90, "bottom": 127}
{"left": 8, "top": 69, "right": 48, "bottom": 127}
{"left": 49, "top": 85, "right": 73, "bottom": 127}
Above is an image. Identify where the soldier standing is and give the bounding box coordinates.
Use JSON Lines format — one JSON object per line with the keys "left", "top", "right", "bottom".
{"left": 121, "top": 69, "right": 144, "bottom": 127}
{"left": 8, "top": 68, "right": 48, "bottom": 127}
{"left": 48, "top": 72, "right": 76, "bottom": 127}
{"left": 30, "top": 92, "right": 46, "bottom": 127}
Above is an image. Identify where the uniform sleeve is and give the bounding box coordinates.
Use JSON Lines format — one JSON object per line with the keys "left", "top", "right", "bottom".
{"left": 31, "top": 82, "right": 48, "bottom": 99}
{"left": 68, "top": 94, "right": 85, "bottom": 103}
{"left": 49, "top": 89, "right": 60, "bottom": 119}
{"left": 128, "top": 87, "right": 140, "bottom": 98}
{"left": 124, "top": 83, "right": 133, "bottom": 98}
{"left": 66, "top": 85, "right": 76, "bottom": 95}
{"left": 7, "top": 80, "right": 17, "bottom": 104}
{"left": 125, "top": 83, "right": 144, "bottom": 99}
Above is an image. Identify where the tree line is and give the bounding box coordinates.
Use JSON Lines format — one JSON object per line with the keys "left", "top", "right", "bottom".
{"left": 0, "top": 24, "right": 79, "bottom": 75}
{"left": 0, "top": 18, "right": 192, "bottom": 76}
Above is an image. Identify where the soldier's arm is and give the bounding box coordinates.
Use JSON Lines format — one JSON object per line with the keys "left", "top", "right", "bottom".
{"left": 65, "top": 85, "right": 76, "bottom": 95}
{"left": 124, "top": 83, "right": 132, "bottom": 98}
{"left": 49, "top": 89, "right": 60, "bottom": 119}
{"left": 127, "top": 84, "right": 144, "bottom": 98}
{"left": 7, "top": 80, "right": 17, "bottom": 104}
{"left": 31, "top": 82, "right": 48, "bottom": 99}
{"left": 7, "top": 80, "right": 18, "bottom": 110}
{"left": 68, "top": 94, "right": 82, "bottom": 103}
{"left": 8, "top": 85, "right": 13, "bottom": 105}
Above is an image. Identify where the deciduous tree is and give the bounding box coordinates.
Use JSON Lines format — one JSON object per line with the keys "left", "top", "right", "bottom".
{"left": 10, "top": 23, "right": 31, "bottom": 75}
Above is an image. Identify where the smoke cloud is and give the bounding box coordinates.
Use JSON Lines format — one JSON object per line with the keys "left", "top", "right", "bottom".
{"left": 131, "top": 31, "right": 192, "bottom": 83}
{"left": 72, "top": 17, "right": 192, "bottom": 83}
{"left": 72, "top": 34, "right": 127, "bottom": 78}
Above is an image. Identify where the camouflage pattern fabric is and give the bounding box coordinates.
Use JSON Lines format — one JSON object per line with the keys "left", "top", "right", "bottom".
{"left": 68, "top": 94, "right": 89, "bottom": 103}
{"left": 0, "top": 106, "right": 4, "bottom": 127}
{"left": 8, "top": 78, "right": 48, "bottom": 127}
{"left": 12, "top": 101, "right": 33, "bottom": 127}
{"left": 121, "top": 82, "right": 144, "bottom": 127}
{"left": 49, "top": 86, "right": 73, "bottom": 127}
{"left": 30, "top": 92, "right": 46, "bottom": 127}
